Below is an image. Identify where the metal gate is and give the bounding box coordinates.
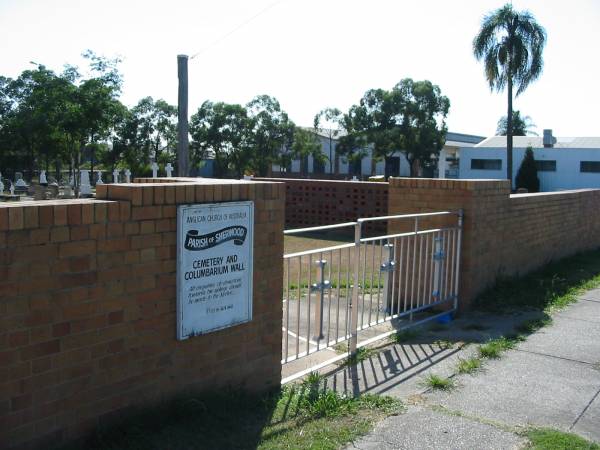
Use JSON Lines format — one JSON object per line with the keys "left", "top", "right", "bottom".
{"left": 281, "top": 210, "right": 463, "bottom": 383}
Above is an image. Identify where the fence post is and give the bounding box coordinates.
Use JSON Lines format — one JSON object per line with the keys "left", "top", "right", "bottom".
{"left": 453, "top": 209, "right": 464, "bottom": 311}
{"left": 433, "top": 233, "right": 445, "bottom": 302}
{"left": 311, "top": 259, "right": 329, "bottom": 340}
{"left": 349, "top": 222, "right": 362, "bottom": 353}
{"left": 381, "top": 243, "right": 395, "bottom": 315}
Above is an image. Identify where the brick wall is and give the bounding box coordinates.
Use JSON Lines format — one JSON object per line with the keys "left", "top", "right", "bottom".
{"left": 256, "top": 178, "right": 388, "bottom": 234}
{"left": 0, "top": 179, "right": 284, "bottom": 449}
{"left": 388, "top": 178, "right": 600, "bottom": 309}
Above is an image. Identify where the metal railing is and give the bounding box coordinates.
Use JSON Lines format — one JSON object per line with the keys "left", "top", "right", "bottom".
{"left": 281, "top": 210, "right": 463, "bottom": 383}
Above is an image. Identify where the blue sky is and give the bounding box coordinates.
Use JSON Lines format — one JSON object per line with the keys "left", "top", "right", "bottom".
{"left": 1, "top": 0, "right": 599, "bottom": 137}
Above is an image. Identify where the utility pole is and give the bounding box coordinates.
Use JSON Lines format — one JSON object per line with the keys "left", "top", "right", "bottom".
{"left": 177, "top": 54, "right": 189, "bottom": 177}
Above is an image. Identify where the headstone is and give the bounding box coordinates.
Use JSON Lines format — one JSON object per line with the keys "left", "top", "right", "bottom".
{"left": 96, "top": 171, "right": 104, "bottom": 185}
{"left": 15, "top": 172, "right": 27, "bottom": 188}
{"left": 165, "top": 163, "right": 173, "bottom": 178}
{"left": 352, "top": 176, "right": 358, "bottom": 181}
{"left": 10, "top": 183, "right": 15, "bottom": 196}
{"left": 63, "top": 185, "right": 74, "bottom": 198}
{"left": 112, "top": 169, "right": 120, "bottom": 184}
{"left": 80, "top": 170, "right": 92, "bottom": 196}
{"left": 151, "top": 162, "right": 159, "bottom": 178}
{"left": 0, "top": 171, "right": 4, "bottom": 193}
{"left": 39, "top": 170, "right": 48, "bottom": 185}
{"left": 243, "top": 175, "right": 253, "bottom": 180}
{"left": 125, "top": 169, "right": 131, "bottom": 183}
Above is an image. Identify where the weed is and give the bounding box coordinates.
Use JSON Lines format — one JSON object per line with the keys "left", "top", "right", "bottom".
{"left": 456, "top": 357, "right": 482, "bottom": 374}
{"left": 515, "top": 317, "right": 553, "bottom": 335}
{"left": 478, "top": 336, "right": 516, "bottom": 359}
{"left": 343, "top": 347, "right": 375, "bottom": 366}
{"left": 391, "top": 328, "right": 419, "bottom": 344}
{"left": 305, "top": 371, "right": 322, "bottom": 387}
{"left": 421, "top": 373, "right": 455, "bottom": 391}
{"left": 525, "top": 427, "right": 600, "bottom": 449}
{"left": 434, "top": 339, "right": 455, "bottom": 350}
{"left": 333, "top": 342, "right": 349, "bottom": 354}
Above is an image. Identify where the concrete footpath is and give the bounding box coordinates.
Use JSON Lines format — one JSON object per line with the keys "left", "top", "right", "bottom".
{"left": 329, "top": 289, "right": 600, "bottom": 449}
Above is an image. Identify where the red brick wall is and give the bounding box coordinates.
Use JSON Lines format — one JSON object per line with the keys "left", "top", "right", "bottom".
{"left": 0, "top": 179, "right": 284, "bottom": 449}
{"left": 256, "top": 178, "right": 388, "bottom": 234}
{"left": 388, "top": 178, "right": 600, "bottom": 309}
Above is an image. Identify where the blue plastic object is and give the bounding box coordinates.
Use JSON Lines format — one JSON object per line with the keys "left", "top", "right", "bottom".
{"left": 436, "top": 312, "right": 453, "bottom": 324}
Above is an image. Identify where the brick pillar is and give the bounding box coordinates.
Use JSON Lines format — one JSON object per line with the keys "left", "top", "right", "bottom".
{"left": 387, "top": 178, "right": 511, "bottom": 310}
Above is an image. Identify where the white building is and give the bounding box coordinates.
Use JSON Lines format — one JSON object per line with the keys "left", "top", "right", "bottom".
{"left": 459, "top": 130, "right": 600, "bottom": 191}
{"left": 277, "top": 129, "right": 483, "bottom": 179}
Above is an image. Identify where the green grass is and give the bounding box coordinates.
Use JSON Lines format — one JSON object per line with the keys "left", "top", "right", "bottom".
{"left": 434, "top": 339, "right": 456, "bottom": 350}
{"left": 391, "top": 328, "right": 420, "bottom": 344}
{"left": 343, "top": 347, "right": 375, "bottom": 366}
{"left": 421, "top": 373, "right": 455, "bottom": 391}
{"left": 474, "top": 250, "right": 600, "bottom": 314}
{"left": 456, "top": 357, "right": 482, "bottom": 374}
{"left": 525, "top": 428, "right": 600, "bottom": 449}
{"left": 478, "top": 336, "right": 517, "bottom": 359}
{"left": 59, "top": 385, "right": 404, "bottom": 450}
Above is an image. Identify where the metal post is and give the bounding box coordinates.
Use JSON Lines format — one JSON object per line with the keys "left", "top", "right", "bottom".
{"left": 381, "top": 243, "right": 395, "bottom": 316}
{"left": 453, "top": 209, "right": 464, "bottom": 310}
{"left": 433, "top": 234, "right": 445, "bottom": 302}
{"left": 349, "top": 222, "right": 362, "bottom": 353}
{"left": 311, "top": 259, "right": 329, "bottom": 340}
{"left": 177, "top": 54, "right": 189, "bottom": 177}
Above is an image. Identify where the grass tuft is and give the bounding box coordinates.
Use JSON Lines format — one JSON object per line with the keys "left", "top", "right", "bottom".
{"left": 526, "top": 428, "right": 600, "bottom": 449}
{"left": 343, "top": 347, "right": 375, "bottom": 366}
{"left": 434, "top": 339, "right": 455, "bottom": 350}
{"left": 421, "top": 373, "right": 455, "bottom": 391}
{"left": 478, "top": 336, "right": 517, "bottom": 359}
{"left": 391, "top": 328, "right": 420, "bottom": 344}
{"left": 456, "top": 357, "right": 482, "bottom": 374}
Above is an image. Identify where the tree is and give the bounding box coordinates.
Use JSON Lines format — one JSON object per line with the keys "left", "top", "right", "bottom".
{"left": 246, "top": 95, "right": 294, "bottom": 177}
{"left": 515, "top": 146, "right": 539, "bottom": 192}
{"left": 473, "top": 3, "right": 546, "bottom": 187}
{"left": 337, "top": 79, "right": 450, "bottom": 177}
{"left": 280, "top": 128, "right": 324, "bottom": 176}
{"left": 313, "top": 107, "right": 343, "bottom": 174}
{"left": 496, "top": 110, "right": 537, "bottom": 136}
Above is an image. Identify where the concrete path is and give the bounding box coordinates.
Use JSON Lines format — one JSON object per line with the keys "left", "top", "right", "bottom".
{"left": 331, "top": 290, "right": 600, "bottom": 449}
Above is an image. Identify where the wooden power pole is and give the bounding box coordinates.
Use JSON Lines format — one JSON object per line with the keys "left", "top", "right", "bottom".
{"left": 177, "top": 54, "right": 189, "bottom": 177}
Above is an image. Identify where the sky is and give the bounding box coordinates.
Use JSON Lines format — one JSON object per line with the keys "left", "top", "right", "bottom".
{"left": 0, "top": 0, "right": 599, "bottom": 137}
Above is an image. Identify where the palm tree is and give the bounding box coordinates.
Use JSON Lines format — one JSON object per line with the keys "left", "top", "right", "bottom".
{"left": 473, "top": 4, "right": 546, "bottom": 187}
{"left": 496, "top": 110, "right": 538, "bottom": 136}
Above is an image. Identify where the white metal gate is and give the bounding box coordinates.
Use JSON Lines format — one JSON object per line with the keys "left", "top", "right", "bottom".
{"left": 281, "top": 210, "right": 463, "bottom": 383}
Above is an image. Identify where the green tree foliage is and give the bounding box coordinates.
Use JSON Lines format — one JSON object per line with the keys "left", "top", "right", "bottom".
{"left": 336, "top": 79, "right": 450, "bottom": 176}
{"left": 515, "top": 146, "right": 540, "bottom": 192}
{"left": 473, "top": 3, "right": 546, "bottom": 185}
{"left": 313, "top": 107, "right": 343, "bottom": 174}
{"left": 496, "top": 110, "right": 537, "bottom": 136}
{"left": 280, "top": 127, "right": 324, "bottom": 175}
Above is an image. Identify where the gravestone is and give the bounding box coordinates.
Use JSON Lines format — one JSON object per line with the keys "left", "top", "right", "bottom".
{"left": 14, "top": 173, "right": 28, "bottom": 194}
{"left": 165, "top": 163, "right": 173, "bottom": 178}
{"left": 152, "top": 162, "right": 159, "bottom": 178}
{"left": 0, "top": 171, "right": 4, "bottom": 193}
{"left": 96, "top": 171, "right": 104, "bottom": 185}
{"left": 113, "top": 169, "right": 120, "bottom": 183}
{"left": 80, "top": 170, "right": 92, "bottom": 196}
{"left": 125, "top": 169, "right": 131, "bottom": 183}
{"left": 39, "top": 170, "right": 48, "bottom": 185}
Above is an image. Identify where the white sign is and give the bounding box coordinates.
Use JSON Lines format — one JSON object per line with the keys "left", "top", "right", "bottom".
{"left": 177, "top": 201, "right": 254, "bottom": 340}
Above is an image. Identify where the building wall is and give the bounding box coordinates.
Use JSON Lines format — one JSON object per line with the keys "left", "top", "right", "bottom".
{"left": 0, "top": 179, "right": 284, "bottom": 449}
{"left": 388, "top": 178, "right": 600, "bottom": 309}
{"left": 459, "top": 147, "right": 600, "bottom": 191}
{"left": 256, "top": 178, "right": 388, "bottom": 234}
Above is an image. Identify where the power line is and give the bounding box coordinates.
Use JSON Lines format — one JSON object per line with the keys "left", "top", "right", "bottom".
{"left": 189, "top": 0, "right": 286, "bottom": 60}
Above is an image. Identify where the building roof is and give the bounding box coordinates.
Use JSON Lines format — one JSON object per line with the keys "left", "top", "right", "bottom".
{"left": 475, "top": 136, "right": 600, "bottom": 149}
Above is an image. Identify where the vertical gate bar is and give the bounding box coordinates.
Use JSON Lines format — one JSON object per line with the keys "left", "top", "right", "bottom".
{"left": 369, "top": 240, "right": 376, "bottom": 326}
{"left": 306, "top": 256, "right": 312, "bottom": 355}
{"left": 336, "top": 248, "right": 342, "bottom": 343}
{"left": 314, "top": 254, "right": 323, "bottom": 349}
{"left": 410, "top": 218, "right": 419, "bottom": 320}
{"left": 360, "top": 240, "right": 367, "bottom": 329}
{"left": 345, "top": 246, "right": 351, "bottom": 339}
{"left": 449, "top": 228, "right": 456, "bottom": 301}
{"left": 285, "top": 258, "right": 290, "bottom": 362}
{"left": 296, "top": 255, "right": 302, "bottom": 359}
{"left": 403, "top": 234, "right": 410, "bottom": 314}
{"left": 417, "top": 233, "right": 423, "bottom": 309}
{"left": 423, "top": 232, "right": 429, "bottom": 307}
{"left": 398, "top": 236, "right": 404, "bottom": 314}
{"left": 327, "top": 249, "right": 333, "bottom": 346}
{"left": 444, "top": 229, "right": 450, "bottom": 301}
{"left": 349, "top": 222, "right": 361, "bottom": 353}
{"left": 376, "top": 239, "right": 384, "bottom": 323}
{"left": 429, "top": 233, "right": 435, "bottom": 305}
{"left": 391, "top": 237, "right": 398, "bottom": 317}
{"left": 454, "top": 210, "right": 464, "bottom": 311}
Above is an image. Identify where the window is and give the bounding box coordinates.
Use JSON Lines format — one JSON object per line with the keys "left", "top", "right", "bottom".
{"left": 471, "top": 159, "right": 502, "bottom": 170}
{"left": 535, "top": 160, "right": 556, "bottom": 172}
{"left": 581, "top": 161, "right": 600, "bottom": 173}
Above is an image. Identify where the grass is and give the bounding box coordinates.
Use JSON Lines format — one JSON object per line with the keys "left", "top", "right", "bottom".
{"left": 60, "top": 384, "right": 404, "bottom": 450}
{"left": 525, "top": 428, "right": 600, "bottom": 449}
{"left": 342, "top": 346, "right": 375, "bottom": 366}
{"left": 478, "top": 336, "right": 518, "bottom": 359}
{"left": 474, "top": 250, "right": 600, "bottom": 314}
{"left": 434, "top": 339, "right": 456, "bottom": 350}
{"left": 421, "top": 373, "right": 455, "bottom": 391}
{"left": 391, "top": 328, "right": 420, "bottom": 344}
{"left": 456, "top": 357, "right": 482, "bottom": 374}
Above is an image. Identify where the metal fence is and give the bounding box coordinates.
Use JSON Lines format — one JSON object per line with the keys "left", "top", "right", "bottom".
{"left": 281, "top": 210, "right": 463, "bottom": 383}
